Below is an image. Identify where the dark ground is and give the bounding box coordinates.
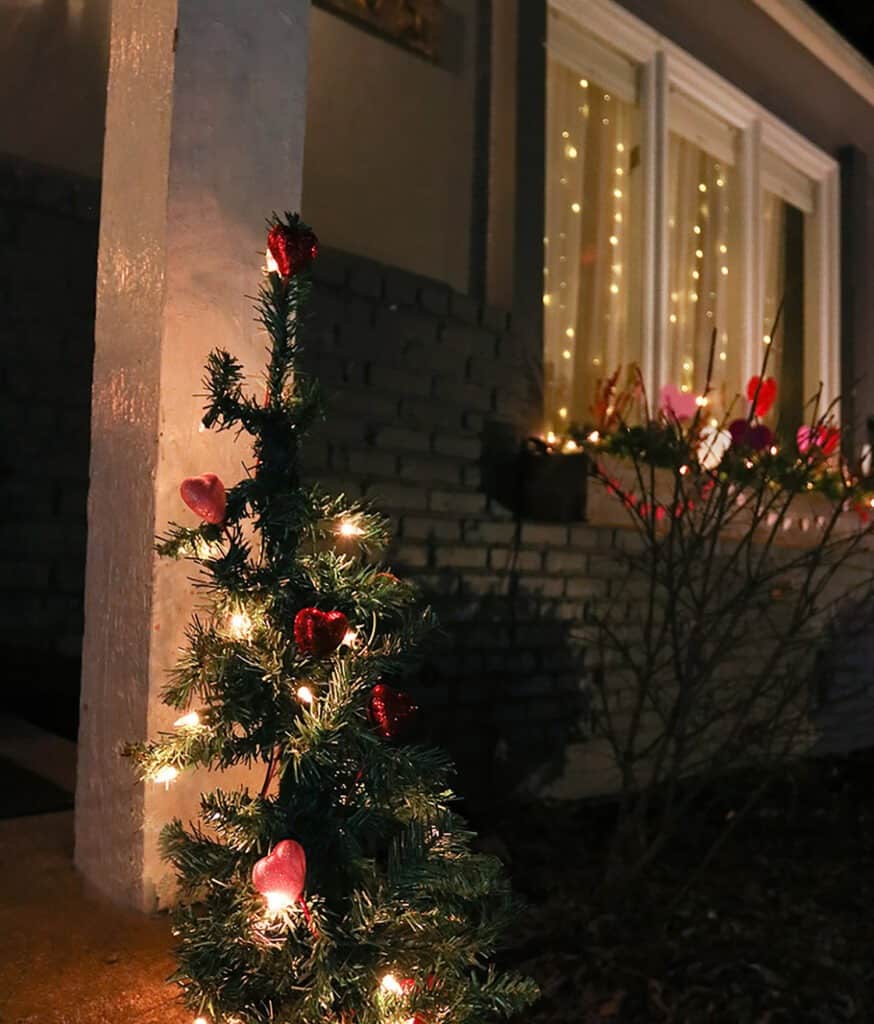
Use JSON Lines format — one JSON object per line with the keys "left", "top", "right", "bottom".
{"left": 498, "top": 755, "right": 874, "bottom": 1023}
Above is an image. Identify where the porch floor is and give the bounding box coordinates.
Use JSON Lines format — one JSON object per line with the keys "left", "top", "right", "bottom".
{"left": 0, "top": 710, "right": 188, "bottom": 1024}
{"left": 0, "top": 809, "right": 188, "bottom": 1024}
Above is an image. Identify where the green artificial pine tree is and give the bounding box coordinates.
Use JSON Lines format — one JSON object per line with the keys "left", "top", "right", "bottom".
{"left": 128, "top": 213, "right": 538, "bottom": 1024}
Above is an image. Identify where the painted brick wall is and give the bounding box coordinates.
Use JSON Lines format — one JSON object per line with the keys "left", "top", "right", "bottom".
{"left": 0, "top": 155, "right": 99, "bottom": 726}
{"left": 298, "top": 247, "right": 629, "bottom": 800}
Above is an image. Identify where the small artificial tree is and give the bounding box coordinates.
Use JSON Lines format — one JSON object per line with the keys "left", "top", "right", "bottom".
{"left": 128, "top": 213, "right": 537, "bottom": 1024}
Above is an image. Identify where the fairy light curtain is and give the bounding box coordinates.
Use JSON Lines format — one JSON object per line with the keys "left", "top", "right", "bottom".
{"left": 543, "top": 48, "right": 641, "bottom": 435}
{"left": 666, "top": 95, "right": 740, "bottom": 417}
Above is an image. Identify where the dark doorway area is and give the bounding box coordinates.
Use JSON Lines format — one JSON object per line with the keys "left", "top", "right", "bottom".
{"left": 0, "top": 155, "right": 99, "bottom": 742}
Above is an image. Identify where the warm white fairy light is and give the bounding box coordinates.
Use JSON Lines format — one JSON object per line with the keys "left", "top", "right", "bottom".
{"left": 682, "top": 360, "right": 693, "bottom": 372}
{"left": 679, "top": 465, "right": 689, "bottom": 476}
{"left": 565, "top": 327, "right": 575, "bottom": 338}
{"left": 588, "top": 430, "right": 600, "bottom": 443}
{"left": 338, "top": 519, "right": 364, "bottom": 538}
{"left": 592, "top": 356, "right": 601, "bottom": 366}
{"left": 265, "top": 891, "right": 293, "bottom": 913}
{"left": 769, "top": 445, "right": 779, "bottom": 456}
{"left": 695, "top": 249, "right": 704, "bottom": 259}
{"left": 695, "top": 396, "right": 708, "bottom": 407}
{"left": 579, "top": 78, "right": 588, "bottom": 88}
{"left": 693, "top": 225, "right": 701, "bottom": 235}
{"left": 609, "top": 235, "right": 619, "bottom": 246}
{"left": 565, "top": 144, "right": 578, "bottom": 159}
{"left": 382, "top": 974, "right": 404, "bottom": 996}
{"left": 563, "top": 439, "right": 579, "bottom": 453}
{"left": 194, "top": 1017, "right": 209, "bottom": 1024}
{"left": 613, "top": 188, "right": 622, "bottom": 199}
{"left": 690, "top": 292, "right": 699, "bottom": 302}
{"left": 698, "top": 183, "right": 707, "bottom": 193}
{"left": 721, "top": 266, "right": 728, "bottom": 276}
{"left": 763, "top": 334, "right": 772, "bottom": 345}
{"left": 153, "top": 766, "right": 179, "bottom": 787}
{"left": 719, "top": 244, "right": 728, "bottom": 254}
{"left": 614, "top": 212, "right": 622, "bottom": 223}
{"left": 558, "top": 407, "right": 568, "bottom": 420}
{"left": 174, "top": 711, "right": 201, "bottom": 729}
{"left": 265, "top": 250, "right": 280, "bottom": 275}
{"left": 571, "top": 202, "right": 581, "bottom": 213}
{"left": 562, "top": 349, "right": 571, "bottom": 359}
{"left": 342, "top": 629, "right": 358, "bottom": 647}
{"left": 546, "top": 431, "right": 557, "bottom": 444}
{"left": 716, "top": 177, "right": 725, "bottom": 188}
{"left": 692, "top": 270, "right": 700, "bottom": 280}
{"left": 296, "top": 685, "right": 315, "bottom": 705}
{"left": 542, "top": 294, "right": 551, "bottom": 306}
{"left": 228, "top": 611, "right": 253, "bottom": 640}
{"left": 561, "top": 130, "right": 569, "bottom": 139}
{"left": 719, "top": 352, "right": 727, "bottom": 361}
{"left": 615, "top": 167, "right": 624, "bottom": 176}
{"left": 670, "top": 314, "right": 678, "bottom": 324}
{"left": 610, "top": 283, "right": 619, "bottom": 294}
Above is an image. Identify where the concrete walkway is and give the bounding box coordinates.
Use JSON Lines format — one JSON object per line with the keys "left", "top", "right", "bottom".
{"left": 0, "top": 811, "right": 188, "bottom": 1024}
{"left": 0, "top": 714, "right": 187, "bottom": 1023}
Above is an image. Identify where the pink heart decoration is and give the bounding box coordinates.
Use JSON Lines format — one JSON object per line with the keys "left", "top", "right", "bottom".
{"left": 797, "top": 425, "right": 840, "bottom": 456}
{"left": 660, "top": 384, "right": 698, "bottom": 422}
{"left": 746, "top": 376, "right": 778, "bottom": 418}
{"left": 180, "top": 473, "right": 226, "bottom": 524}
{"left": 294, "top": 608, "right": 349, "bottom": 658}
{"left": 252, "top": 839, "right": 306, "bottom": 907}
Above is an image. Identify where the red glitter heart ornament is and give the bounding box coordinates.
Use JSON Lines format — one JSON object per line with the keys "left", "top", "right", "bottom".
{"left": 267, "top": 219, "right": 319, "bottom": 280}
{"left": 294, "top": 608, "right": 348, "bottom": 658}
{"left": 251, "top": 839, "right": 306, "bottom": 906}
{"left": 746, "top": 376, "right": 778, "bottom": 418}
{"left": 180, "top": 473, "right": 226, "bottom": 524}
{"left": 368, "top": 683, "right": 418, "bottom": 741}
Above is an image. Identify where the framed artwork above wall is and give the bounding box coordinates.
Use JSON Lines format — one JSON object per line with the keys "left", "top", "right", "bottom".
{"left": 314, "top": 0, "right": 442, "bottom": 60}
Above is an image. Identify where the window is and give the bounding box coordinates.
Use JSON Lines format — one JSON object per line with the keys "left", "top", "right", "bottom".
{"left": 543, "top": 28, "right": 643, "bottom": 434}
{"left": 544, "top": 1, "right": 840, "bottom": 431}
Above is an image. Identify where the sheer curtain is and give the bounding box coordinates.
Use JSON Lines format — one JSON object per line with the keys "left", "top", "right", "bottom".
{"left": 667, "top": 133, "right": 740, "bottom": 416}
{"left": 543, "top": 57, "right": 641, "bottom": 434}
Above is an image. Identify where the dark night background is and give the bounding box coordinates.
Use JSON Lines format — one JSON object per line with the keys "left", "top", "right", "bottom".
{"left": 808, "top": 0, "right": 874, "bottom": 61}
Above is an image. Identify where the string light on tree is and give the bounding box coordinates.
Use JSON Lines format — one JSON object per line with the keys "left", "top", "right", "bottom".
{"left": 152, "top": 765, "right": 179, "bottom": 788}
{"left": 337, "top": 518, "right": 364, "bottom": 539}
{"left": 296, "top": 685, "right": 315, "bottom": 705}
{"left": 174, "top": 711, "right": 201, "bottom": 729}
{"left": 227, "top": 609, "right": 253, "bottom": 640}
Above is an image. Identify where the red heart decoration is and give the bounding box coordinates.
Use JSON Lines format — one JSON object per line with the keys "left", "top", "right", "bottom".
{"left": 294, "top": 608, "right": 348, "bottom": 658}
{"left": 180, "top": 473, "right": 226, "bottom": 524}
{"left": 368, "top": 683, "right": 418, "bottom": 741}
{"left": 251, "top": 839, "right": 306, "bottom": 906}
{"left": 267, "top": 220, "right": 319, "bottom": 280}
{"left": 746, "top": 376, "right": 778, "bottom": 418}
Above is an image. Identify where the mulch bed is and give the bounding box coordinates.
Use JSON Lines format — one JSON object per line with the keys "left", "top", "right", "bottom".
{"left": 494, "top": 754, "right": 874, "bottom": 1023}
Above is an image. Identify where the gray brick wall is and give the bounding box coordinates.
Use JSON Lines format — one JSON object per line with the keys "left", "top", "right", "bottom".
{"left": 298, "top": 248, "right": 625, "bottom": 798}
{"left": 0, "top": 155, "right": 99, "bottom": 721}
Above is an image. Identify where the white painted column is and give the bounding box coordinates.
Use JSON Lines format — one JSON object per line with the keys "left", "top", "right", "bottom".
{"left": 76, "top": 0, "right": 311, "bottom": 910}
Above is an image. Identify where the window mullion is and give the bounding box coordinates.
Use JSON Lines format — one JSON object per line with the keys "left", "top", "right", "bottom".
{"left": 641, "top": 51, "right": 668, "bottom": 397}
{"left": 739, "top": 120, "right": 762, "bottom": 385}
{"left": 805, "top": 169, "right": 841, "bottom": 417}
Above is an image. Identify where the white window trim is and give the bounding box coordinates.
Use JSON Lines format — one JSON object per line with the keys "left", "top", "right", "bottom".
{"left": 548, "top": 0, "right": 841, "bottom": 414}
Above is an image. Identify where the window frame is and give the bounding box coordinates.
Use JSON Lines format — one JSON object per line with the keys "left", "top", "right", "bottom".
{"left": 547, "top": 0, "right": 841, "bottom": 416}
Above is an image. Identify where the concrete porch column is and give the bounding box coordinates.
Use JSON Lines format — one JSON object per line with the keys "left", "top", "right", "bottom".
{"left": 75, "top": 0, "right": 311, "bottom": 910}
